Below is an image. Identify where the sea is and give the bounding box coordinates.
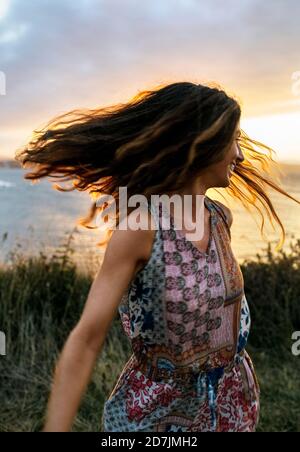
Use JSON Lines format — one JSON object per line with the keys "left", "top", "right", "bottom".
{"left": 0, "top": 165, "right": 300, "bottom": 271}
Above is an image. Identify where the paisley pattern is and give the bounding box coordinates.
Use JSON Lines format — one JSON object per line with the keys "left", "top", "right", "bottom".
{"left": 101, "top": 196, "right": 260, "bottom": 432}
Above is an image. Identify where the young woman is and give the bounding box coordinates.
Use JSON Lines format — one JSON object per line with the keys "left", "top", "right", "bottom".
{"left": 16, "top": 81, "right": 299, "bottom": 432}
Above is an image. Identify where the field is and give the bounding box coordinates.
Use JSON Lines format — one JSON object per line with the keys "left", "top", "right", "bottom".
{"left": 0, "top": 237, "right": 300, "bottom": 432}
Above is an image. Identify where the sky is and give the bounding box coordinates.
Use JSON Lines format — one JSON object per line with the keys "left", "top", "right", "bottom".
{"left": 0, "top": 0, "right": 300, "bottom": 163}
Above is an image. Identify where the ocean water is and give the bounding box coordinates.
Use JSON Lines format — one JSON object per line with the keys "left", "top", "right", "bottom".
{"left": 228, "top": 167, "right": 300, "bottom": 262}
{"left": 0, "top": 168, "right": 105, "bottom": 272}
{"left": 0, "top": 167, "right": 300, "bottom": 269}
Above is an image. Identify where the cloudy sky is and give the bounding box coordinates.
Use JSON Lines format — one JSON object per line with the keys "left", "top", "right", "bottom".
{"left": 0, "top": 0, "right": 300, "bottom": 162}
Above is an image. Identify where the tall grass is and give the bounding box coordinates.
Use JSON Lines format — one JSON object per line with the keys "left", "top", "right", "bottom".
{"left": 241, "top": 240, "right": 300, "bottom": 432}
{"left": 0, "top": 237, "right": 300, "bottom": 431}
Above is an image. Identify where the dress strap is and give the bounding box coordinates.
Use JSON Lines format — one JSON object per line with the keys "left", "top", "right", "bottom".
{"left": 147, "top": 198, "right": 161, "bottom": 231}
{"left": 207, "top": 197, "right": 231, "bottom": 237}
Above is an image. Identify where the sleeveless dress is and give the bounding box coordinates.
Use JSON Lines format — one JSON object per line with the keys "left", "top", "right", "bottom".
{"left": 101, "top": 195, "right": 260, "bottom": 432}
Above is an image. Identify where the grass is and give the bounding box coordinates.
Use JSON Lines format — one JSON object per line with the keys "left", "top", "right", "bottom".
{"left": 0, "top": 237, "right": 300, "bottom": 432}
{"left": 251, "top": 348, "right": 300, "bottom": 432}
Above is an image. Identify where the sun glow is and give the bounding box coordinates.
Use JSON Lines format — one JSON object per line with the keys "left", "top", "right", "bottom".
{"left": 241, "top": 111, "right": 300, "bottom": 164}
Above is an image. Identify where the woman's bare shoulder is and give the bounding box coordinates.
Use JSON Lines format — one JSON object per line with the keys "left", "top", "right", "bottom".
{"left": 109, "top": 207, "right": 157, "bottom": 270}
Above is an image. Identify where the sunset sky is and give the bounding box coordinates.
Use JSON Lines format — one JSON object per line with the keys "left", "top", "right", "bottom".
{"left": 0, "top": 0, "right": 300, "bottom": 162}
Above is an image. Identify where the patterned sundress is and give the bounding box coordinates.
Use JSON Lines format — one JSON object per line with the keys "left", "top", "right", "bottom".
{"left": 101, "top": 195, "right": 260, "bottom": 432}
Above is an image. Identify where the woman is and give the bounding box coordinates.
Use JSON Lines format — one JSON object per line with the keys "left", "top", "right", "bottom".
{"left": 16, "top": 81, "right": 299, "bottom": 432}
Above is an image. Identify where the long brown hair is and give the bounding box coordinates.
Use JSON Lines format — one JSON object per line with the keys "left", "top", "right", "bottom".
{"left": 15, "top": 81, "right": 300, "bottom": 250}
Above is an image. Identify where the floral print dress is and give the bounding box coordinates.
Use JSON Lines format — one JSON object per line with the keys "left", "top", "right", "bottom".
{"left": 101, "top": 195, "right": 260, "bottom": 432}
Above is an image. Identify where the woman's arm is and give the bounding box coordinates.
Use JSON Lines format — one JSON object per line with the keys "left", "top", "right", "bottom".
{"left": 43, "top": 212, "right": 155, "bottom": 432}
